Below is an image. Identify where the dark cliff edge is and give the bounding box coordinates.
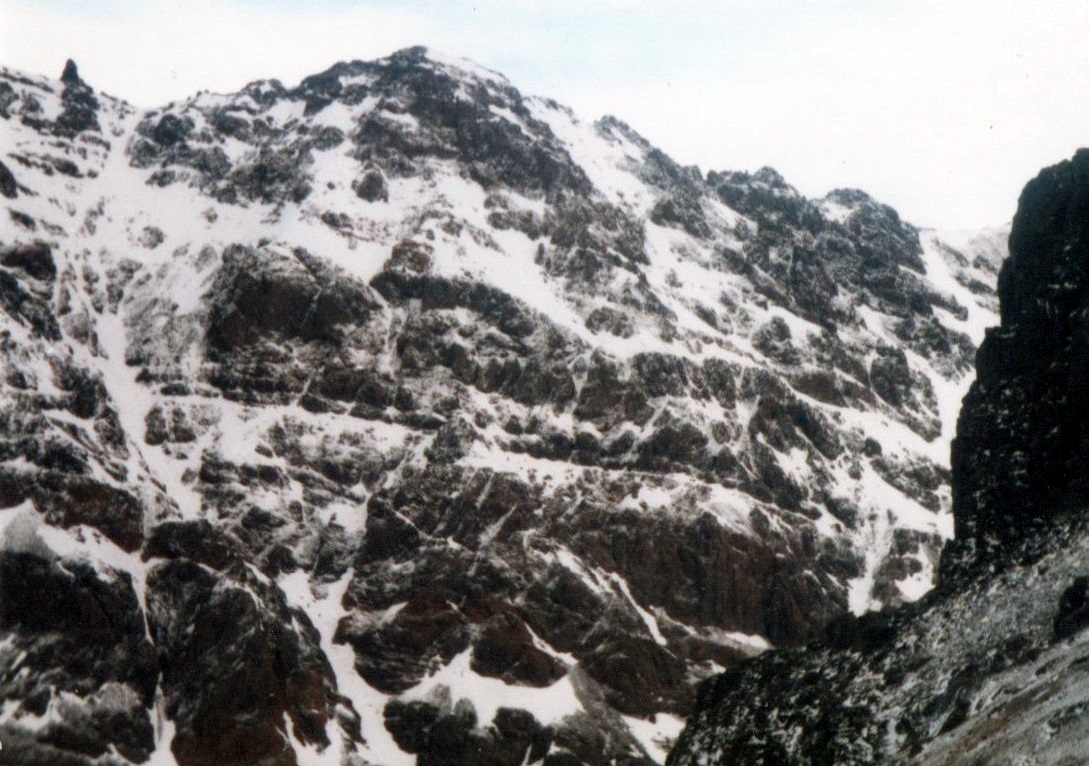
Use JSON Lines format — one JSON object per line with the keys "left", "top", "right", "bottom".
{"left": 946, "top": 148, "right": 1089, "bottom": 581}
{"left": 669, "top": 149, "right": 1089, "bottom": 765}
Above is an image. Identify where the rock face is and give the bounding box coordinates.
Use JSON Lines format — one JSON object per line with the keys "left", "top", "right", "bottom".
{"left": 669, "top": 150, "right": 1089, "bottom": 765}
{"left": 949, "top": 150, "right": 1089, "bottom": 575}
{"left": 0, "top": 52, "right": 1001, "bottom": 765}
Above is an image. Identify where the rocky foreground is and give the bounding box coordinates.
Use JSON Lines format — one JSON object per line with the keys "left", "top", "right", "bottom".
{"left": 670, "top": 150, "right": 1089, "bottom": 765}
{"left": 0, "top": 50, "right": 1001, "bottom": 765}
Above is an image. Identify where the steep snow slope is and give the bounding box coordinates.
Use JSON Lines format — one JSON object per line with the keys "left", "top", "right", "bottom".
{"left": 0, "top": 49, "right": 1002, "bottom": 765}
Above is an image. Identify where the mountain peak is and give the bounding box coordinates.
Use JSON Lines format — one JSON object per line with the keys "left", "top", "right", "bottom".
{"left": 386, "top": 44, "right": 509, "bottom": 84}
{"left": 823, "top": 187, "right": 875, "bottom": 207}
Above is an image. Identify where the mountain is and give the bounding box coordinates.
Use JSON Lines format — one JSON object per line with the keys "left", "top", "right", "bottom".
{"left": 668, "top": 150, "right": 1089, "bottom": 765}
{"left": 0, "top": 49, "right": 1002, "bottom": 765}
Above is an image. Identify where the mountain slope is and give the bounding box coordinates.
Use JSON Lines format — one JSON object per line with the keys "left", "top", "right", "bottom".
{"left": 668, "top": 150, "right": 1089, "bottom": 766}
{"left": 0, "top": 50, "right": 1001, "bottom": 765}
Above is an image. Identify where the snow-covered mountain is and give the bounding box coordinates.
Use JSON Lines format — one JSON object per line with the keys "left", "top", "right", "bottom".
{"left": 668, "top": 148, "right": 1089, "bottom": 765}
{"left": 0, "top": 49, "right": 1003, "bottom": 765}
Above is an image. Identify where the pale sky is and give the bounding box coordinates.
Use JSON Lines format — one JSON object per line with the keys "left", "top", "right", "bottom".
{"left": 3, "top": 0, "right": 1088, "bottom": 230}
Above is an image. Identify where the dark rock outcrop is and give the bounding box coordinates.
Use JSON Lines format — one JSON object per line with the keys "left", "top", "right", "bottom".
{"left": 949, "top": 149, "right": 1089, "bottom": 575}
{"left": 54, "top": 59, "right": 101, "bottom": 138}
{"left": 146, "top": 560, "right": 346, "bottom": 766}
{"left": 0, "top": 552, "right": 159, "bottom": 763}
{"left": 0, "top": 158, "right": 17, "bottom": 198}
{"left": 1054, "top": 576, "right": 1089, "bottom": 642}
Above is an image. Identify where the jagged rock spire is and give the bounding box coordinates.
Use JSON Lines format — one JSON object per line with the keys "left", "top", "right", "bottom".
{"left": 61, "top": 58, "right": 81, "bottom": 85}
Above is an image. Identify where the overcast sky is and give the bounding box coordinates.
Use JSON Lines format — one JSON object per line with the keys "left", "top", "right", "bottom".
{"left": 3, "top": 0, "right": 1088, "bottom": 230}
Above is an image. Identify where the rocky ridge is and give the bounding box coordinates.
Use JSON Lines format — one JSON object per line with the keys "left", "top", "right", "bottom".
{"left": 669, "top": 150, "right": 1089, "bottom": 765}
{"left": 0, "top": 51, "right": 1001, "bottom": 765}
